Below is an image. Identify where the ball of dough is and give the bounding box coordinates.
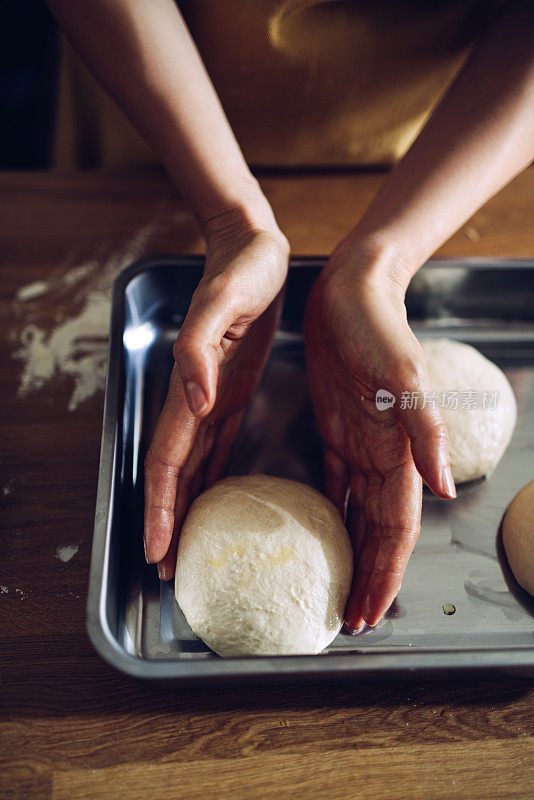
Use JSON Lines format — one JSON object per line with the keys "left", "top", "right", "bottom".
{"left": 420, "top": 338, "right": 517, "bottom": 483}
{"left": 502, "top": 480, "right": 534, "bottom": 596}
{"left": 175, "top": 474, "right": 353, "bottom": 657}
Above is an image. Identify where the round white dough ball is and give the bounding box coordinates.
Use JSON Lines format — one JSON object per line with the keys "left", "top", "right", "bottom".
{"left": 502, "top": 480, "right": 534, "bottom": 597}
{"left": 175, "top": 474, "right": 353, "bottom": 657}
{"left": 420, "top": 338, "right": 517, "bottom": 483}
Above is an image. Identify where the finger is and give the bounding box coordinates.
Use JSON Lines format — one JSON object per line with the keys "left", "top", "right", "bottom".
{"left": 188, "top": 423, "right": 217, "bottom": 502}
{"left": 344, "top": 471, "right": 368, "bottom": 633}
{"left": 156, "top": 519, "right": 181, "bottom": 582}
{"left": 173, "top": 276, "right": 242, "bottom": 417}
{"left": 348, "top": 470, "right": 367, "bottom": 562}
{"left": 144, "top": 365, "right": 198, "bottom": 564}
{"left": 345, "top": 473, "right": 380, "bottom": 632}
{"left": 324, "top": 447, "right": 349, "bottom": 518}
{"left": 345, "top": 575, "right": 367, "bottom": 634}
{"left": 156, "top": 422, "right": 217, "bottom": 580}
{"left": 204, "top": 411, "right": 244, "bottom": 487}
{"left": 351, "top": 463, "right": 422, "bottom": 629}
{"left": 156, "top": 465, "right": 191, "bottom": 581}
{"left": 390, "top": 359, "right": 456, "bottom": 500}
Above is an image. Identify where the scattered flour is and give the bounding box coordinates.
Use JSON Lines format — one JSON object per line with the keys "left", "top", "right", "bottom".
{"left": 12, "top": 222, "right": 158, "bottom": 410}
{"left": 16, "top": 292, "right": 110, "bottom": 411}
{"left": 55, "top": 543, "right": 79, "bottom": 563}
{"left": 0, "top": 586, "right": 8, "bottom": 594}
{"left": 15, "top": 281, "right": 49, "bottom": 302}
{"left": 62, "top": 262, "right": 97, "bottom": 287}
{"left": 15, "top": 588, "right": 26, "bottom": 599}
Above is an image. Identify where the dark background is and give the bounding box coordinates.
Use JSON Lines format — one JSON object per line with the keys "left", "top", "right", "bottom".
{"left": 1, "top": 1, "right": 58, "bottom": 169}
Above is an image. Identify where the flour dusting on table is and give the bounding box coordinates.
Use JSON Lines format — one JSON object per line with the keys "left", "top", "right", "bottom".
{"left": 55, "top": 544, "right": 80, "bottom": 563}
{"left": 15, "top": 280, "right": 49, "bottom": 302}
{"left": 13, "top": 223, "right": 157, "bottom": 410}
{"left": 2, "top": 480, "right": 14, "bottom": 496}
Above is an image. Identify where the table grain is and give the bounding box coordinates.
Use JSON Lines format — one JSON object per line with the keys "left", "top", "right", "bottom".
{"left": 0, "top": 168, "right": 533, "bottom": 800}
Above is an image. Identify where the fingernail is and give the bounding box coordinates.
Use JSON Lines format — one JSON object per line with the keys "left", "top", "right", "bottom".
{"left": 185, "top": 381, "right": 208, "bottom": 415}
{"left": 440, "top": 466, "right": 457, "bottom": 499}
{"left": 363, "top": 617, "right": 379, "bottom": 628}
{"left": 157, "top": 562, "right": 169, "bottom": 581}
{"left": 143, "top": 535, "right": 149, "bottom": 564}
{"left": 362, "top": 595, "right": 382, "bottom": 628}
{"left": 343, "top": 620, "right": 366, "bottom": 635}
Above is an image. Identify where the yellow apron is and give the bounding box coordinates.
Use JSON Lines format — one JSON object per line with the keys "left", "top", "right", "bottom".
{"left": 54, "top": 0, "right": 496, "bottom": 169}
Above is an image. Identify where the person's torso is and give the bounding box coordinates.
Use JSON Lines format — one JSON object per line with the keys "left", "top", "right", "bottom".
{"left": 55, "top": 0, "right": 496, "bottom": 168}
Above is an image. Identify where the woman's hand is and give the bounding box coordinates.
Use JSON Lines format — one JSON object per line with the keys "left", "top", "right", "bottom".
{"left": 301, "top": 0, "right": 534, "bottom": 635}
{"left": 144, "top": 212, "right": 289, "bottom": 579}
{"left": 304, "top": 239, "right": 456, "bottom": 632}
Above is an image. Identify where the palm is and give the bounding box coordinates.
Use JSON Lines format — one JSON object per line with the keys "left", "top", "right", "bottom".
{"left": 181, "top": 296, "right": 282, "bottom": 495}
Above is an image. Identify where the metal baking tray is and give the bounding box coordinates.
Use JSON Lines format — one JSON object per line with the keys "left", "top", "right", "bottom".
{"left": 87, "top": 256, "right": 534, "bottom": 685}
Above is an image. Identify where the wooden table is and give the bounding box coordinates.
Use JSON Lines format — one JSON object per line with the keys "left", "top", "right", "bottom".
{"left": 1, "top": 168, "right": 533, "bottom": 800}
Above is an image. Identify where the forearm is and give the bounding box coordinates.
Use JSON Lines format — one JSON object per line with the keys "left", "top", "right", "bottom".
{"left": 48, "top": 0, "right": 277, "bottom": 235}
{"left": 346, "top": 0, "right": 534, "bottom": 287}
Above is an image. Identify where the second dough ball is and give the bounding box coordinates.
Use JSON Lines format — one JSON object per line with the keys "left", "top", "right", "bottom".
{"left": 421, "top": 338, "right": 516, "bottom": 483}
{"left": 502, "top": 480, "right": 534, "bottom": 597}
{"left": 175, "top": 474, "right": 353, "bottom": 657}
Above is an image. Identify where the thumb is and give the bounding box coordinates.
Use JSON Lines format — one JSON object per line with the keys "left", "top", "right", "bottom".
{"left": 390, "top": 360, "right": 456, "bottom": 500}
{"left": 173, "top": 275, "right": 241, "bottom": 417}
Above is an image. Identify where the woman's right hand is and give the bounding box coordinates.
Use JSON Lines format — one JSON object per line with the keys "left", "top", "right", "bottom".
{"left": 304, "top": 238, "right": 456, "bottom": 632}
{"left": 144, "top": 209, "right": 289, "bottom": 579}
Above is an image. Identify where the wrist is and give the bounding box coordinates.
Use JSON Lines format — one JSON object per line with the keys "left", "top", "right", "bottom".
{"left": 200, "top": 179, "right": 287, "bottom": 248}
{"left": 324, "top": 230, "right": 419, "bottom": 297}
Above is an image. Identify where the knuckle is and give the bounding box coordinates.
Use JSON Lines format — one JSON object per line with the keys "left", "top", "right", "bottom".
{"left": 172, "top": 333, "right": 194, "bottom": 363}
{"left": 392, "top": 356, "right": 426, "bottom": 393}
{"left": 173, "top": 328, "right": 208, "bottom": 364}
{"left": 145, "top": 501, "right": 174, "bottom": 517}
{"left": 144, "top": 448, "right": 181, "bottom": 479}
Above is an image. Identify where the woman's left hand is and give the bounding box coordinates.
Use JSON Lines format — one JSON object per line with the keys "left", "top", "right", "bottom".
{"left": 144, "top": 216, "right": 289, "bottom": 579}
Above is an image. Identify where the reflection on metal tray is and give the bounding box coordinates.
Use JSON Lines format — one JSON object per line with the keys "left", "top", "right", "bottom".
{"left": 88, "top": 257, "right": 534, "bottom": 685}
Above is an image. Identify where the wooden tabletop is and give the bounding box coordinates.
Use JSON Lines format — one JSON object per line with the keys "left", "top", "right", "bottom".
{"left": 1, "top": 168, "right": 533, "bottom": 800}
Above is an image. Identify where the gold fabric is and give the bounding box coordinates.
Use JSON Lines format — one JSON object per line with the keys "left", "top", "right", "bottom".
{"left": 54, "top": 0, "right": 495, "bottom": 169}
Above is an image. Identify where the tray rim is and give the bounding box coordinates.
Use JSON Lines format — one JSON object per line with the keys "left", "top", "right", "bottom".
{"left": 87, "top": 255, "right": 534, "bottom": 684}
